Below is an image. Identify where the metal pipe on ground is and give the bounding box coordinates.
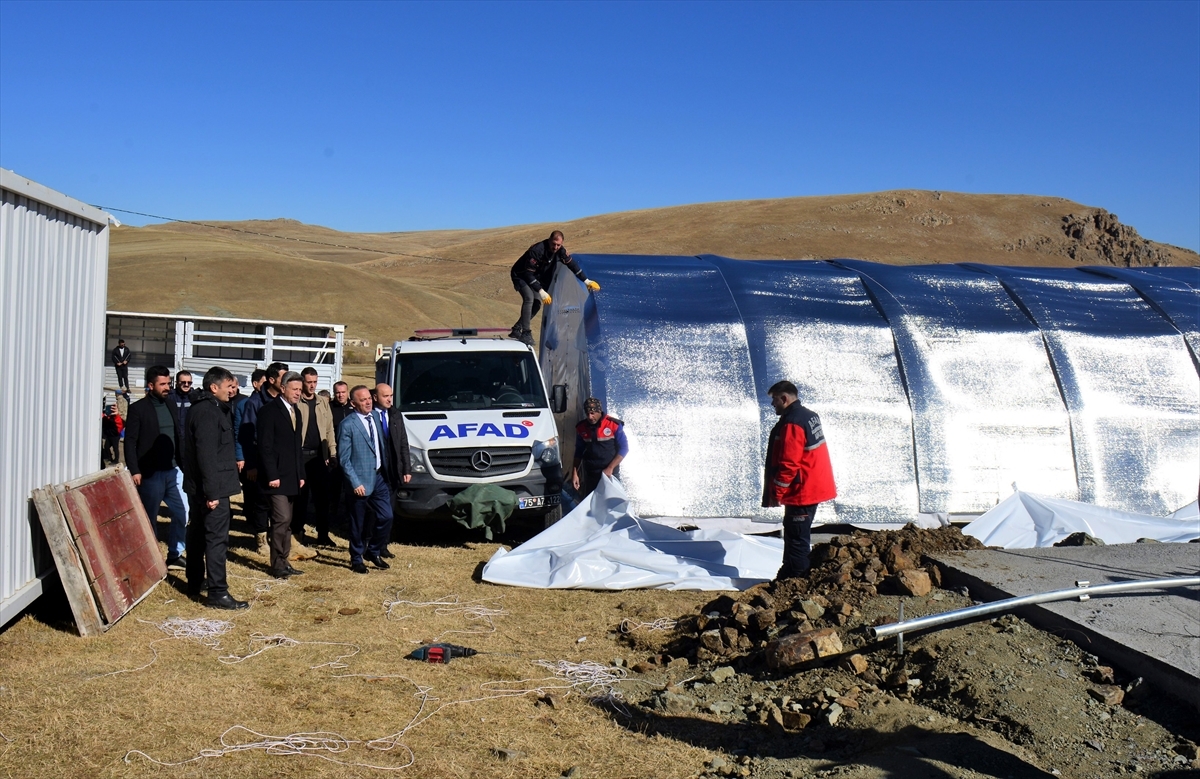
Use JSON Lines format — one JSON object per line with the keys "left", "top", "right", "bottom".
{"left": 868, "top": 576, "right": 1200, "bottom": 640}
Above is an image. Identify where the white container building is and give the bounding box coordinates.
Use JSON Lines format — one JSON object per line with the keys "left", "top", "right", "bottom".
{"left": 0, "top": 169, "right": 112, "bottom": 629}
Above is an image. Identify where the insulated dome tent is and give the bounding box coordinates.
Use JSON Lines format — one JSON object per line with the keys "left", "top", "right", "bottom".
{"left": 540, "top": 256, "right": 1199, "bottom": 527}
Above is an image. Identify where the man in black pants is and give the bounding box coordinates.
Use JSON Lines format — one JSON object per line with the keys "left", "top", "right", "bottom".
{"left": 327, "top": 380, "right": 354, "bottom": 533}
{"left": 257, "top": 371, "right": 307, "bottom": 579}
{"left": 182, "top": 366, "right": 248, "bottom": 610}
{"left": 238, "top": 362, "right": 288, "bottom": 557}
{"left": 111, "top": 339, "right": 131, "bottom": 394}
{"left": 294, "top": 367, "right": 337, "bottom": 548}
{"left": 509, "top": 231, "right": 600, "bottom": 346}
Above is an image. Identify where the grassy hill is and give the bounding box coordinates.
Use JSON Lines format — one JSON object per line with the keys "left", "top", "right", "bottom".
{"left": 109, "top": 190, "right": 1198, "bottom": 351}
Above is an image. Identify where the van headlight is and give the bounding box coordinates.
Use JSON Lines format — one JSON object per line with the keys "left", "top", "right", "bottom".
{"left": 533, "top": 437, "right": 559, "bottom": 466}
{"left": 409, "top": 448, "right": 427, "bottom": 473}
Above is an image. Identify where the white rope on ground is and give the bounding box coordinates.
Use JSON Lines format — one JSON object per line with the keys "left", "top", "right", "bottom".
{"left": 218, "top": 632, "right": 361, "bottom": 670}
{"left": 619, "top": 617, "right": 678, "bottom": 634}
{"left": 90, "top": 617, "right": 235, "bottom": 678}
{"left": 532, "top": 659, "right": 630, "bottom": 703}
{"left": 381, "top": 589, "right": 507, "bottom": 642}
{"left": 228, "top": 573, "right": 293, "bottom": 595}
{"left": 124, "top": 657, "right": 631, "bottom": 771}
{"left": 124, "top": 725, "right": 415, "bottom": 771}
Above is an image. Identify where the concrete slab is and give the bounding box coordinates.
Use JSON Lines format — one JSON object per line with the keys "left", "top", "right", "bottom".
{"left": 928, "top": 543, "right": 1200, "bottom": 711}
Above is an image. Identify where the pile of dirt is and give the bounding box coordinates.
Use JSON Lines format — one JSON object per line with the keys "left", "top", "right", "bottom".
{"left": 627, "top": 527, "right": 986, "bottom": 667}
{"left": 610, "top": 529, "right": 1200, "bottom": 778}
{"left": 617, "top": 606, "right": 1199, "bottom": 778}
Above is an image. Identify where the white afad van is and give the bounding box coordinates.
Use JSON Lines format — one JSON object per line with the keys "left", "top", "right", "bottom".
{"left": 376, "top": 329, "right": 565, "bottom": 525}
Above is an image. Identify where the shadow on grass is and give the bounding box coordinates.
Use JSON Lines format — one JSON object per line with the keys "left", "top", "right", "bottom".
{"left": 614, "top": 709, "right": 1057, "bottom": 778}
{"left": 3, "top": 575, "right": 79, "bottom": 636}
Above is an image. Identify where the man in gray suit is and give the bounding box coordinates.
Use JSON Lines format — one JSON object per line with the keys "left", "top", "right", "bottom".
{"left": 337, "top": 385, "right": 393, "bottom": 574}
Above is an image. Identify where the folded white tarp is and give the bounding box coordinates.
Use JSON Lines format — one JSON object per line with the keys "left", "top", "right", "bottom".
{"left": 963, "top": 490, "right": 1200, "bottom": 549}
{"left": 482, "top": 476, "right": 784, "bottom": 590}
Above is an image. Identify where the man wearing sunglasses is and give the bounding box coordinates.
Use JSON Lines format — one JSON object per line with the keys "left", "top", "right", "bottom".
{"left": 169, "top": 371, "right": 200, "bottom": 428}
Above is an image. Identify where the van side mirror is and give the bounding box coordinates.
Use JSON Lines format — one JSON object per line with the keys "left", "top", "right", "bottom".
{"left": 550, "top": 384, "right": 567, "bottom": 414}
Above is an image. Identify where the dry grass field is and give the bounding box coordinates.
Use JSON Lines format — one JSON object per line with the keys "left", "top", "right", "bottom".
{"left": 108, "top": 190, "right": 1197, "bottom": 348}
{"left": 3, "top": 513, "right": 1196, "bottom": 779}
{"left": 1, "top": 511, "right": 716, "bottom": 779}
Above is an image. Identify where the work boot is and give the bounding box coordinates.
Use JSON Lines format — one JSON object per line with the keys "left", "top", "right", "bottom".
{"left": 519, "top": 329, "right": 535, "bottom": 347}
{"left": 255, "top": 532, "right": 269, "bottom": 557}
{"left": 289, "top": 536, "right": 318, "bottom": 561}
{"left": 508, "top": 324, "right": 523, "bottom": 340}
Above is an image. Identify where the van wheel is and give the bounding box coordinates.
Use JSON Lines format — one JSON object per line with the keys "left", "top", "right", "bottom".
{"left": 542, "top": 505, "right": 563, "bottom": 529}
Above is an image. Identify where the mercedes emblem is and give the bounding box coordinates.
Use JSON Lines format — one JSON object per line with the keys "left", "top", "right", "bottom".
{"left": 470, "top": 450, "right": 492, "bottom": 471}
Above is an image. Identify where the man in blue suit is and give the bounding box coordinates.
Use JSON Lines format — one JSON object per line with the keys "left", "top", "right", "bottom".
{"left": 337, "top": 385, "right": 394, "bottom": 574}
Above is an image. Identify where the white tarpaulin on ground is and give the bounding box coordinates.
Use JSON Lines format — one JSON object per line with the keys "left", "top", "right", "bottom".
{"left": 481, "top": 476, "right": 784, "bottom": 590}
{"left": 962, "top": 490, "right": 1200, "bottom": 549}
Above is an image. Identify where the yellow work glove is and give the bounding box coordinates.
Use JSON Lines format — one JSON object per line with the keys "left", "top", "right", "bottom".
{"left": 538, "top": 289, "right": 552, "bottom": 305}
{"left": 585, "top": 279, "right": 601, "bottom": 292}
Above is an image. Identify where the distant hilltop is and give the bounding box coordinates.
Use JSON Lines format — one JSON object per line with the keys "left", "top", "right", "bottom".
{"left": 108, "top": 190, "right": 1198, "bottom": 348}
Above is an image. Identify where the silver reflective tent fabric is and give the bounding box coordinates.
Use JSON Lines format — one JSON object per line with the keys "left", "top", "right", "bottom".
{"left": 542, "top": 257, "right": 1200, "bottom": 526}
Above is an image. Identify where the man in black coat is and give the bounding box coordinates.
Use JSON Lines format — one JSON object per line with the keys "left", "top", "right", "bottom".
{"left": 257, "top": 370, "right": 306, "bottom": 578}
{"left": 111, "top": 339, "right": 131, "bottom": 393}
{"left": 378, "top": 383, "right": 413, "bottom": 491}
{"left": 328, "top": 380, "right": 354, "bottom": 531}
{"left": 372, "top": 382, "right": 411, "bottom": 559}
{"left": 508, "top": 230, "right": 599, "bottom": 345}
{"left": 169, "top": 370, "right": 199, "bottom": 428}
{"left": 181, "top": 366, "right": 248, "bottom": 610}
{"left": 124, "top": 365, "right": 189, "bottom": 569}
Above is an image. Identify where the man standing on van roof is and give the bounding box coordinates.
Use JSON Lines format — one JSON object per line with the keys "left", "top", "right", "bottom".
{"left": 762, "top": 380, "right": 837, "bottom": 581}
{"left": 509, "top": 230, "right": 600, "bottom": 346}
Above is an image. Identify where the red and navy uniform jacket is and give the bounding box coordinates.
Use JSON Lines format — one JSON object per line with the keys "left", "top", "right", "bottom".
{"left": 762, "top": 402, "right": 836, "bottom": 507}
{"left": 510, "top": 239, "right": 588, "bottom": 293}
{"left": 575, "top": 415, "right": 629, "bottom": 471}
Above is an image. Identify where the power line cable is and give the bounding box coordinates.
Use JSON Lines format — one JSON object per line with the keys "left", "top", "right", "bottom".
{"left": 95, "top": 205, "right": 504, "bottom": 269}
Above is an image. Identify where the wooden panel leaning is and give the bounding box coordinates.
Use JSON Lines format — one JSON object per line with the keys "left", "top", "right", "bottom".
{"left": 31, "top": 466, "right": 167, "bottom": 636}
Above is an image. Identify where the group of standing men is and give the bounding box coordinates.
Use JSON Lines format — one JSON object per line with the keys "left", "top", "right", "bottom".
{"left": 124, "top": 361, "right": 412, "bottom": 609}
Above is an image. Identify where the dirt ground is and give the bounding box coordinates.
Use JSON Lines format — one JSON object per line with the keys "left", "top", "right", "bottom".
{"left": 1, "top": 516, "right": 1197, "bottom": 779}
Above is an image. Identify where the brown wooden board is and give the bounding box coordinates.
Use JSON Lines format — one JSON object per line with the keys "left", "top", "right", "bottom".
{"left": 31, "top": 485, "right": 105, "bottom": 636}
{"left": 31, "top": 467, "right": 166, "bottom": 635}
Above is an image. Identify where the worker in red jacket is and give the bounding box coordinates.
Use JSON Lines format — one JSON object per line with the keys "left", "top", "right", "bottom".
{"left": 762, "top": 380, "right": 837, "bottom": 580}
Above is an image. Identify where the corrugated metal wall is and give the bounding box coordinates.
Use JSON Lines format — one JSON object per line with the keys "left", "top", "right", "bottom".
{"left": 0, "top": 170, "right": 110, "bottom": 628}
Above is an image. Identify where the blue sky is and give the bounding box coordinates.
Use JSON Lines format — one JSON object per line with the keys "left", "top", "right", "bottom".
{"left": 2, "top": 1, "right": 1197, "bottom": 250}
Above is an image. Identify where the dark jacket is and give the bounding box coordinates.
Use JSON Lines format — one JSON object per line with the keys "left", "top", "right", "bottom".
{"left": 256, "top": 397, "right": 304, "bottom": 495}
{"left": 168, "top": 387, "right": 199, "bottom": 429}
{"left": 574, "top": 414, "right": 628, "bottom": 471}
{"left": 510, "top": 239, "right": 588, "bottom": 293}
{"left": 330, "top": 399, "right": 353, "bottom": 431}
{"left": 762, "top": 402, "right": 837, "bottom": 508}
{"left": 237, "top": 385, "right": 276, "bottom": 470}
{"left": 181, "top": 392, "right": 241, "bottom": 500}
{"left": 386, "top": 406, "right": 412, "bottom": 484}
{"left": 124, "top": 393, "right": 182, "bottom": 478}
{"left": 110, "top": 345, "right": 130, "bottom": 367}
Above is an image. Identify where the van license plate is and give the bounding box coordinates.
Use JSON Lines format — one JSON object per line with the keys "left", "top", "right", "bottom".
{"left": 518, "top": 496, "right": 544, "bottom": 510}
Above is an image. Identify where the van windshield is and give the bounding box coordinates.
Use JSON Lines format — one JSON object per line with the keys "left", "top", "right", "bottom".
{"left": 396, "top": 351, "right": 548, "bottom": 411}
